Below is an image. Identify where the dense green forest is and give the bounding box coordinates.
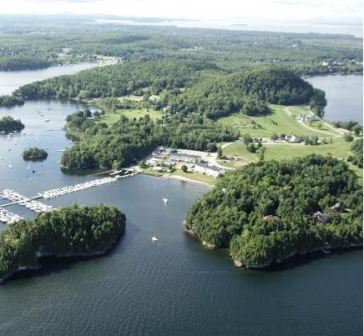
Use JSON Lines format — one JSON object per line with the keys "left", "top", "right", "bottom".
{"left": 15, "top": 60, "right": 220, "bottom": 100}
{"left": 0, "top": 205, "right": 126, "bottom": 283}
{"left": 0, "top": 94, "right": 24, "bottom": 107}
{"left": 164, "top": 68, "right": 326, "bottom": 119}
{"left": 185, "top": 155, "right": 362, "bottom": 268}
{"left": 3, "top": 62, "right": 326, "bottom": 120}
{"left": 22, "top": 147, "right": 48, "bottom": 161}
{"left": 0, "top": 15, "right": 362, "bottom": 73}
{"left": 62, "top": 113, "right": 237, "bottom": 170}
{"left": 0, "top": 116, "right": 24, "bottom": 134}
{"left": 1, "top": 64, "right": 328, "bottom": 170}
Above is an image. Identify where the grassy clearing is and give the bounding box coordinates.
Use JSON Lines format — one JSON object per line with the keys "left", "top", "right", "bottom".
{"left": 222, "top": 138, "right": 362, "bottom": 182}
{"left": 98, "top": 108, "right": 162, "bottom": 125}
{"left": 218, "top": 105, "right": 338, "bottom": 138}
{"left": 223, "top": 138, "right": 352, "bottom": 161}
{"left": 222, "top": 142, "right": 258, "bottom": 162}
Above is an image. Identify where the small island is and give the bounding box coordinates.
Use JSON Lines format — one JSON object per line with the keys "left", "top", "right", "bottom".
{"left": 185, "top": 155, "right": 362, "bottom": 268}
{"left": 22, "top": 147, "right": 48, "bottom": 161}
{"left": 0, "top": 204, "right": 126, "bottom": 283}
{"left": 0, "top": 116, "right": 24, "bottom": 134}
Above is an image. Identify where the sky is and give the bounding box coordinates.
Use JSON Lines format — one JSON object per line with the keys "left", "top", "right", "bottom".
{"left": 0, "top": 0, "right": 362, "bottom": 26}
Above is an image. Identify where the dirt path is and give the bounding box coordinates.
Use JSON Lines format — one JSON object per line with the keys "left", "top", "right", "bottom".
{"left": 283, "top": 107, "right": 342, "bottom": 138}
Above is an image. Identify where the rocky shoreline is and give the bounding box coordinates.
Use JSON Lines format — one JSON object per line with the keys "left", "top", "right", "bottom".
{"left": 185, "top": 225, "right": 363, "bottom": 269}
{"left": 0, "top": 238, "right": 122, "bottom": 284}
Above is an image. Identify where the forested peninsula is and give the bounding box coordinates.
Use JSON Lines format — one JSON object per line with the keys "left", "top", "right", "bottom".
{"left": 2, "top": 63, "right": 327, "bottom": 171}
{"left": 185, "top": 155, "right": 362, "bottom": 268}
{"left": 0, "top": 205, "right": 126, "bottom": 283}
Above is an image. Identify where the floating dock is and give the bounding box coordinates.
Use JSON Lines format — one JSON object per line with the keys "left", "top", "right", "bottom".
{"left": 0, "top": 170, "right": 138, "bottom": 224}
{"left": 39, "top": 174, "right": 137, "bottom": 199}
{"left": 0, "top": 208, "right": 23, "bottom": 224}
{"left": 1, "top": 189, "right": 53, "bottom": 214}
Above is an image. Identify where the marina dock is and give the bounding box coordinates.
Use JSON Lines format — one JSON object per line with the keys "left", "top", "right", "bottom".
{"left": 1, "top": 189, "right": 53, "bottom": 214}
{"left": 0, "top": 208, "right": 24, "bottom": 224}
{"left": 0, "top": 171, "right": 138, "bottom": 224}
{"left": 40, "top": 176, "right": 121, "bottom": 199}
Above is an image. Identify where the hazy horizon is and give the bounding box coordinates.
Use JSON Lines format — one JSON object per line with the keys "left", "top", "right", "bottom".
{"left": 0, "top": 0, "right": 362, "bottom": 36}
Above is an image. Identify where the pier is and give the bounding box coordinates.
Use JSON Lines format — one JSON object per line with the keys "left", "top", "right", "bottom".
{"left": 0, "top": 208, "right": 24, "bottom": 224}
{"left": 0, "top": 170, "right": 138, "bottom": 224}
{"left": 40, "top": 176, "right": 121, "bottom": 199}
{"left": 1, "top": 189, "right": 53, "bottom": 213}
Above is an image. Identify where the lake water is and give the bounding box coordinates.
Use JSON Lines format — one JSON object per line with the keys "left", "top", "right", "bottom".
{"left": 0, "top": 78, "right": 362, "bottom": 335}
{"left": 307, "top": 75, "right": 363, "bottom": 124}
{"left": 0, "top": 63, "right": 96, "bottom": 96}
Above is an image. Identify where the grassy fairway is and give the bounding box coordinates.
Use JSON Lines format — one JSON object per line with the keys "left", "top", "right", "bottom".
{"left": 218, "top": 105, "right": 340, "bottom": 138}
{"left": 223, "top": 138, "right": 351, "bottom": 161}
{"left": 222, "top": 138, "right": 362, "bottom": 179}
{"left": 99, "top": 108, "right": 162, "bottom": 124}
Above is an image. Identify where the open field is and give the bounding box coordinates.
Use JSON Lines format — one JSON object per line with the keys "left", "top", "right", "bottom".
{"left": 98, "top": 108, "right": 162, "bottom": 124}
{"left": 218, "top": 105, "right": 341, "bottom": 138}
{"left": 223, "top": 138, "right": 351, "bottom": 160}
{"left": 222, "top": 137, "right": 362, "bottom": 179}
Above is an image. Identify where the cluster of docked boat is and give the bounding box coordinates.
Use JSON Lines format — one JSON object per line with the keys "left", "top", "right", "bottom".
{"left": 1, "top": 189, "right": 52, "bottom": 214}
{"left": 40, "top": 176, "right": 120, "bottom": 199}
{"left": 0, "top": 208, "right": 23, "bottom": 224}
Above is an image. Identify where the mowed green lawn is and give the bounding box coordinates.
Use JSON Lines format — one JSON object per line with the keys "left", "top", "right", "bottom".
{"left": 218, "top": 105, "right": 339, "bottom": 138}
{"left": 98, "top": 108, "right": 162, "bottom": 125}
{"left": 223, "top": 138, "right": 362, "bottom": 179}
{"left": 224, "top": 138, "right": 351, "bottom": 161}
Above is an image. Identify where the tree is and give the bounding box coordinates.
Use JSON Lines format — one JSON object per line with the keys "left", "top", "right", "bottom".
{"left": 217, "top": 146, "right": 223, "bottom": 159}
{"left": 181, "top": 165, "right": 188, "bottom": 173}
{"left": 344, "top": 133, "right": 354, "bottom": 142}
{"left": 258, "top": 147, "right": 266, "bottom": 162}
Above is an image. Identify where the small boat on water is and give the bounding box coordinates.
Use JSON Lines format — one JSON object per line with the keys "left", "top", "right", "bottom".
{"left": 162, "top": 198, "right": 168, "bottom": 204}
{"left": 152, "top": 236, "right": 159, "bottom": 242}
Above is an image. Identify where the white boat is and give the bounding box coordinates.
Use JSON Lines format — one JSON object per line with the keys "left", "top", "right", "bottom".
{"left": 152, "top": 236, "right": 159, "bottom": 242}
{"left": 162, "top": 198, "right": 168, "bottom": 204}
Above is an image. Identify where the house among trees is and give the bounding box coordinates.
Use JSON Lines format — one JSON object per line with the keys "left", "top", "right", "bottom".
{"left": 330, "top": 202, "right": 345, "bottom": 212}
{"left": 286, "top": 134, "right": 302, "bottom": 143}
{"left": 313, "top": 211, "right": 329, "bottom": 223}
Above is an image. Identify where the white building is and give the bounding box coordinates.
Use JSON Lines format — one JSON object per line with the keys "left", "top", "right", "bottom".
{"left": 194, "top": 164, "right": 225, "bottom": 178}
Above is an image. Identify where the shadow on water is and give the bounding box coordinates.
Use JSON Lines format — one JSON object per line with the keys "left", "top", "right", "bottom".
{"left": 259, "top": 246, "right": 363, "bottom": 272}
{"left": 3, "top": 232, "right": 128, "bottom": 285}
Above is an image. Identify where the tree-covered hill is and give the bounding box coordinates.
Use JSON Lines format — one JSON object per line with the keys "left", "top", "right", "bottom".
{"left": 165, "top": 68, "right": 326, "bottom": 119}
{"left": 7, "top": 61, "right": 326, "bottom": 119}
{"left": 0, "top": 205, "right": 126, "bottom": 283}
{"left": 15, "top": 60, "right": 222, "bottom": 100}
{"left": 185, "top": 155, "right": 362, "bottom": 268}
